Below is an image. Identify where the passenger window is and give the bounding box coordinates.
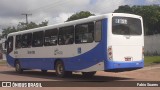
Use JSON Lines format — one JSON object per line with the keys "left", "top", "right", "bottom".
{"left": 95, "top": 20, "right": 102, "bottom": 42}
{"left": 32, "top": 31, "right": 44, "bottom": 47}
{"left": 44, "top": 29, "right": 58, "bottom": 46}
{"left": 58, "top": 26, "right": 74, "bottom": 45}
{"left": 21, "top": 33, "right": 32, "bottom": 48}
{"left": 15, "top": 35, "right": 21, "bottom": 49}
{"left": 75, "top": 22, "right": 94, "bottom": 44}
{"left": 7, "top": 36, "right": 13, "bottom": 54}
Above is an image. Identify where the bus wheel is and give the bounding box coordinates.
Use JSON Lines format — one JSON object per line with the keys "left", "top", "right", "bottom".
{"left": 15, "top": 61, "right": 23, "bottom": 74}
{"left": 55, "top": 61, "right": 72, "bottom": 77}
{"left": 55, "top": 61, "right": 65, "bottom": 77}
{"left": 82, "top": 71, "right": 96, "bottom": 77}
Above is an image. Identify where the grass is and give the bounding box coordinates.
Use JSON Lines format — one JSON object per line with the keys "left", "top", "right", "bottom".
{"left": 144, "top": 56, "right": 160, "bottom": 66}
{"left": 0, "top": 60, "right": 7, "bottom": 65}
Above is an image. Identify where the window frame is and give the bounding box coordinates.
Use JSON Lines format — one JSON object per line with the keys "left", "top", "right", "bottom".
{"left": 112, "top": 16, "right": 142, "bottom": 35}
{"left": 7, "top": 36, "right": 13, "bottom": 54}
{"left": 21, "top": 33, "right": 32, "bottom": 48}
{"left": 94, "top": 20, "right": 102, "bottom": 42}
{"left": 32, "top": 31, "right": 44, "bottom": 47}
{"left": 75, "top": 22, "right": 94, "bottom": 44}
{"left": 15, "top": 35, "right": 22, "bottom": 49}
{"left": 44, "top": 28, "right": 58, "bottom": 46}
{"left": 58, "top": 26, "right": 74, "bottom": 45}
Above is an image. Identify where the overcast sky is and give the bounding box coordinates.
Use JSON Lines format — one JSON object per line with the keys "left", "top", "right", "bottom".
{"left": 0, "top": 0, "right": 160, "bottom": 30}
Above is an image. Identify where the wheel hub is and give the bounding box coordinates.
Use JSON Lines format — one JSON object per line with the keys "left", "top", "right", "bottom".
{"left": 57, "top": 64, "right": 63, "bottom": 74}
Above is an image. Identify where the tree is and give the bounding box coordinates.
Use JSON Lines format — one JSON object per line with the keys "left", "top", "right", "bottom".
{"left": 2, "top": 20, "right": 48, "bottom": 38}
{"left": 2, "top": 26, "right": 17, "bottom": 38}
{"left": 66, "top": 11, "right": 95, "bottom": 21}
{"left": 114, "top": 5, "right": 133, "bottom": 14}
{"left": 38, "top": 20, "right": 48, "bottom": 27}
{"left": 114, "top": 5, "right": 160, "bottom": 35}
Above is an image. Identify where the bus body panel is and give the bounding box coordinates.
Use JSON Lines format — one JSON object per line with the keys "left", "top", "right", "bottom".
{"left": 105, "top": 13, "right": 144, "bottom": 71}
{"left": 6, "top": 13, "right": 144, "bottom": 73}
{"left": 6, "top": 19, "right": 108, "bottom": 72}
{"left": 6, "top": 41, "right": 106, "bottom": 72}
{"left": 6, "top": 54, "right": 15, "bottom": 67}
{"left": 105, "top": 60, "right": 144, "bottom": 71}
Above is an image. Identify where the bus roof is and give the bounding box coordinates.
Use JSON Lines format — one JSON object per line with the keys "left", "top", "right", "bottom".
{"left": 8, "top": 13, "right": 141, "bottom": 37}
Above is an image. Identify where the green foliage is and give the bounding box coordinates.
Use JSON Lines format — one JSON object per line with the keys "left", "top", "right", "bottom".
{"left": 2, "top": 20, "right": 48, "bottom": 38}
{"left": 114, "top": 5, "right": 160, "bottom": 35}
{"left": 145, "top": 56, "right": 160, "bottom": 66}
{"left": 2, "top": 27, "right": 17, "bottom": 38}
{"left": 66, "top": 11, "right": 95, "bottom": 21}
{"left": 0, "top": 60, "right": 6, "bottom": 65}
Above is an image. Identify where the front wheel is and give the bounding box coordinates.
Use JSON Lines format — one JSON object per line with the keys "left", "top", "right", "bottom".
{"left": 15, "top": 61, "right": 23, "bottom": 74}
{"left": 82, "top": 71, "right": 96, "bottom": 77}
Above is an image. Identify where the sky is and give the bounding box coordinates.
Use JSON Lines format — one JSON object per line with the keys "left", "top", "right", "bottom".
{"left": 0, "top": 0, "right": 160, "bottom": 30}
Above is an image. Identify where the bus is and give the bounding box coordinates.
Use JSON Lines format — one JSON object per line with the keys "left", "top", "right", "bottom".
{"left": 6, "top": 13, "right": 144, "bottom": 77}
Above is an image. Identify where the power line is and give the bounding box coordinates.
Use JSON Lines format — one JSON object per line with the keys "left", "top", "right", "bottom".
{"left": 27, "top": 0, "right": 74, "bottom": 24}
{"left": 28, "top": 0, "right": 71, "bottom": 13}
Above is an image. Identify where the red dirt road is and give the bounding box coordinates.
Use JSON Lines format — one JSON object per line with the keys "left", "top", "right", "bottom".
{"left": 0, "top": 64, "right": 160, "bottom": 90}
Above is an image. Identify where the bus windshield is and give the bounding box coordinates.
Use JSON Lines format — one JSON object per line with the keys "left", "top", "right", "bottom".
{"left": 112, "top": 16, "right": 142, "bottom": 35}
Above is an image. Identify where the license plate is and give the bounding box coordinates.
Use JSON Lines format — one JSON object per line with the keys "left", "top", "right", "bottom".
{"left": 125, "top": 57, "right": 132, "bottom": 61}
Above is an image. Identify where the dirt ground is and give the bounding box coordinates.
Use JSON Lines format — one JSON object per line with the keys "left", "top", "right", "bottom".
{"left": 0, "top": 64, "right": 159, "bottom": 90}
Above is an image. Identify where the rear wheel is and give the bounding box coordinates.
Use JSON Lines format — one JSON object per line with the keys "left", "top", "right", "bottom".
{"left": 82, "top": 71, "right": 96, "bottom": 77}
{"left": 55, "top": 60, "right": 72, "bottom": 77}
{"left": 15, "top": 61, "right": 23, "bottom": 74}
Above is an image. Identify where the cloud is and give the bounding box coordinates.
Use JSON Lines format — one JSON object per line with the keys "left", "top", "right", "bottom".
{"left": 146, "top": 0, "right": 160, "bottom": 4}
{"left": 0, "top": 0, "right": 91, "bottom": 27}
{"left": 88, "top": 0, "right": 126, "bottom": 13}
{"left": 52, "top": 13, "right": 73, "bottom": 24}
{"left": 0, "top": 0, "right": 159, "bottom": 29}
{"left": 30, "top": 12, "right": 73, "bottom": 25}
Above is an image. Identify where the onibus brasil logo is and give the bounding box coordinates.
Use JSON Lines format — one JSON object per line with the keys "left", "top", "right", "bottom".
{"left": 1, "top": 82, "right": 42, "bottom": 87}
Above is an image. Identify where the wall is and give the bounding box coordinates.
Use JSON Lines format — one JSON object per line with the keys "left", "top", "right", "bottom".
{"left": 144, "top": 34, "right": 160, "bottom": 55}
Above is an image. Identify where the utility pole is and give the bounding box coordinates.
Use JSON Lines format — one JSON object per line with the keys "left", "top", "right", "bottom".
{"left": 21, "top": 13, "right": 32, "bottom": 24}
{"left": 21, "top": 13, "right": 32, "bottom": 30}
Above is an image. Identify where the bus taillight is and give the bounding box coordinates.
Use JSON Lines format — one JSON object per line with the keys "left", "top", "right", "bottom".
{"left": 108, "top": 46, "right": 113, "bottom": 60}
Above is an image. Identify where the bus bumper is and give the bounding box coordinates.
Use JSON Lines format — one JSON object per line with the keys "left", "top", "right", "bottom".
{"left": 105, "top": 60, "right": 144, "bottom": 72}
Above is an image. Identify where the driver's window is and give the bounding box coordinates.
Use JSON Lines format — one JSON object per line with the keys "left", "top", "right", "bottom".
{"left": 7, "top": 36, "right": 13, "bottom": 54}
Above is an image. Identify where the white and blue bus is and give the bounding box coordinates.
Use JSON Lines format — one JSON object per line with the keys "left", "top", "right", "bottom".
{"left": 6, "top": 13, "right": 144, "bottom": 77}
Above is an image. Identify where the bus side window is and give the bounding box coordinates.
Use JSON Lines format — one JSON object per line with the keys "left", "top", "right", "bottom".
{"left": 7, "top": 36, "right": 13, "bottom": 54}
{"left": 21, "top": 33, "right": 32, "bottom": 48}
{"left": 75, "top": 22, "right": 94, "bottom": 44}
{"left": 15, "top": 35, "right": 21, "bottom": 49}
{"left": 32, "top": 31, "right": 44, "bottom": 47}
{"left": 95, "top": 20, "right": 102, "bottom": 42}
{"left": 58, "top": 26, "right": 74, "bottom": 45}
{"left": 44, "top": 29, "right": 58, "bottom": 46}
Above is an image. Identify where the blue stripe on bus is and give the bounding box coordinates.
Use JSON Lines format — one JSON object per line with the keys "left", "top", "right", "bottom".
{"left": 6, "top": 55, "right": 15, "bottom": 67}
{"left": 105, "top": 60, "right": 144, "bottom": 70}
{"left": 7, "top": 38, "right": 105, "bottom": 70}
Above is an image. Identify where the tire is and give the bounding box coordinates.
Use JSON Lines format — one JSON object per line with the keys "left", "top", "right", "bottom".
{"left": 82, "top": 71, "right": 96, "bottom": 77}
{"left": 41, "top": 70, "right": 47, "bottom": 73}
{"left": 15, "top": 61, "right": 23, "bottom": 74}
{"left": 55, "top": 60, "right": 72, "bottom": 77}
